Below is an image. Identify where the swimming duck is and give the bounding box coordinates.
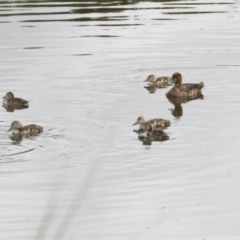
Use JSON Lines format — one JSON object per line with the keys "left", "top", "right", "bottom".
{"left": 2, "top": 92, "right": 29, "bottom": 107}
{"left": 138, "top": 122, "right": 169, "bottom": 141}
{"left": 166, "top": 72, "right": 204, "bottom": 99}
{"left": 144, "top": 74, "right": 173, "bottom": 87}
{"left": 8, "top": 121, "right": 43, "bottom": 135}
{"left": 133, "top": 116, "right": 170, "bottom": 130}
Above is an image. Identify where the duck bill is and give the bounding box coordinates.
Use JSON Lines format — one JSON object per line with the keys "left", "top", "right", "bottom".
{"left": 2, "top": 96, "right": 5, "bottom": 99}
{"left": 168, "top": 78, "right": 175, "bottom": 86}
{"left": 133, "top": 121, "right": 139, "bottom": 126}
{"left": 144, "top": 79, "right": 148, "bottom": 82}
{"left": 7, "top": 127, "right": 13, "bottom": 132}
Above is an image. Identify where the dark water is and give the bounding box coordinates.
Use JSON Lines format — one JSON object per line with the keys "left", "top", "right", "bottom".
{"left": 0, "top": 0, "right": 240, "bottom": 239}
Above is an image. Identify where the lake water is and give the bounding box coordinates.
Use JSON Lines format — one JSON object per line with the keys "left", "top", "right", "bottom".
{"left": 0, "top": 0, "right": 240, "bottom": 239}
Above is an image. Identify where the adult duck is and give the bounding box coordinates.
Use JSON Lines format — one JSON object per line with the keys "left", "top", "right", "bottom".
{"left": 166, "top": 72, "right": 204, "bottom": 99}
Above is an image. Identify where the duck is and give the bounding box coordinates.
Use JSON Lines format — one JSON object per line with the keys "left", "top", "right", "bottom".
{"left": 8, "top": 121, "right": 43, "bottom": 135}
{"left": 133, "top": 116, "right": 170, "bottom": 130}
{"left": 144, "top": 74, "right": 173, "bottom": 87}
{"left": 138, "top": 122, "right": 169, "bottom": 142}
{"left": 166, "top": 72, "right": 204, "bottom": 99}
{"left": 2, "top": 92, "right": 29, "bottom": 107}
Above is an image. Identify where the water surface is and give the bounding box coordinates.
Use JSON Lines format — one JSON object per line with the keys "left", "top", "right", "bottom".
{"left": 1, "top": 0, "right": 240, "bottom": 239}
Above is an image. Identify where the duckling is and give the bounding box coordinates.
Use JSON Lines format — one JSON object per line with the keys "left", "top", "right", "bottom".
{"left": 166, "top": 72, "right": 204, "bottom": 99}
{"left": 144, "top": 74, "right": 173, "bottom": 87}
{"left": 133, "top": 116, "right": 170, "bottom": 130}
{"left": 8, "top": 121, "right": 43, "bottom": 135}
{"left": 2, "top": 92, "right": 29, "bottom": 107}
{"left": 138, "top": 122, "right": 169, "bottom": 142}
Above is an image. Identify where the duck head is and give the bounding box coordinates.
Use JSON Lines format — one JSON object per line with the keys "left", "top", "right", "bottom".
{"left": 8, "top": 121, "right": 22, "bottom": 132}
{"left": 172, "top": 72, "right": 182, "bottom": 87}
{"left": 133, "top": 116, "right": 145, "bottom": 125}
{"left": 3, "top": 92, "right": 14, "bottom": 100}
{"left": 144, "top": 74, "right": 156, "bottom": 82}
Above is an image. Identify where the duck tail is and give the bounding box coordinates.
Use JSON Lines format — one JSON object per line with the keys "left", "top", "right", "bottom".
{"left": 198, "top": 82, "right": 204, "bottom": 89}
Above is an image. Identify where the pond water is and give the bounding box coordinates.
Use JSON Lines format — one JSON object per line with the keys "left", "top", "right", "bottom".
{"left": 0, "top": 0, "right": 240, "bottom": 239}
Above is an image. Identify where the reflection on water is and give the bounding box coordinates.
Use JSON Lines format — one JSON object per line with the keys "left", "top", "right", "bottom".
{"left": 144, "top": 85, "right": 158, "bottom": 93}
{"left": 0, "top": 0, "right": 233, "bottom": 24}
{"left": 167, "top": 94, "right": 204, "bottom": 118}
{"left": 2, "top": 104, "right": 29, "bottom": 112}
{"left": 144, "top": 85, "right": 171, "bottom": 93}
{"left": 138, "top": 132, "right": 169, "bottom": 144}
{"left": 10, "top": 134, "right": 23, "bottom": 143}
{"left": 168, "top": 97, "right": 184, "bottom": 117}
{"left": 1, "top": 0, "right": 240, "bottom": 240}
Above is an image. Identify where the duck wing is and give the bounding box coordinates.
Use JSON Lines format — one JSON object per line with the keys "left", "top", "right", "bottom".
{"left": 22, "top": 124, "right": 43, "bottom": 133}
{"left": 156, "top": 77, "right": 172, "bottom": 86}
{"left": 148, "top": 118, "right": 170, "bottom": 127}
{"left": 156, "top": 76, "right": 171, "bottom": 81}
{"left": 10, "top": 98, "right": 28, "bottom": 104}
{"left": 181, "top": 82, "right": 204, "bottom": 91}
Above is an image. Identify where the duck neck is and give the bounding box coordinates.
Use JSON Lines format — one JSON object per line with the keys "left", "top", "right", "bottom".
{"left": 174, "top": 78, "right": 182, "bottom": 88}
{"left": 175, "top": 83, "right": 181, "bottom": 88}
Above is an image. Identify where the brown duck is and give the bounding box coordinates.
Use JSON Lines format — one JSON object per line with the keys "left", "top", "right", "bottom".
{"left": 166, "top": 72, "right": 204, "bottom": 99}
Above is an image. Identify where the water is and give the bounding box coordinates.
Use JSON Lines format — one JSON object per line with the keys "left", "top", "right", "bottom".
{"left": 0, "top": 0, "right": 240, "bottom": 239}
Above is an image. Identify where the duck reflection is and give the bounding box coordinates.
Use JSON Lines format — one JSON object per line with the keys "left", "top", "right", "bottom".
{"left": 144, "top": 84, "right": 172, "bottom": 94}
{"left": 137, "top": 122, "right": 169, "bottom": 145}
{"left": 144, "top": 86, "right": 157, "bottom": 94}
{"left": 144, "top": 84, "right": 174, "bottom": 94}
{"left": 2, "top": 104, "right": 29, "bottom": 112}
{"left": 10, "top": 134, "right": 23, "bottom": 144}
{"left": 9, "top": 134, "right": 40, "bottom": 144}
{"left": 167, "top": 94, "right": 204, "bottom": 117}
{"left": 140, "top": 138, "right": 153, "bottom": 146}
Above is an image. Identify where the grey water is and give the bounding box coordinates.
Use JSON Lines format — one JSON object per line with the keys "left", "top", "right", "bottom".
{"left": 0, "top": 0, "right": 240, "bottom": 239}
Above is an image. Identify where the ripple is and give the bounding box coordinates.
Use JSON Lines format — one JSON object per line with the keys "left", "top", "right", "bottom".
{"left": 72, "top": 54, "right": 92, "bottom": 56}
{"left": 0, "top": 0, "right": 239, "bottom": 239}
{"left": 81, "top": 35, "right": 120, "bottom": 38}
{"left": 23, "top": 47, "right": 44, "bottom": 49}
